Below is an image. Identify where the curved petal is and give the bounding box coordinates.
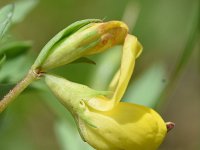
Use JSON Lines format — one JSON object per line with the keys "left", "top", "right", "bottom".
{"left": 79, "top": 102, "right": 167, "bottom": 150}
{"left": 110, "top": 34, "right": 142, "bottom": 104}
{"left": 85, "top": 35, "right": 143, "bottom": 111}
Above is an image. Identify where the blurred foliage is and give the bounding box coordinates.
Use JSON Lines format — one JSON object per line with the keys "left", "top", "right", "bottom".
{"left": 0, "top": 0, "right": 200, "bottom": 150}
{"left": 12, "top": 0, "right": 38, "bottom": 24}
{"left": 123, "top": 63, "right": 168, "bottom": 108}
{"left": 0, "top": 4, "right": 13, "bottom": 39}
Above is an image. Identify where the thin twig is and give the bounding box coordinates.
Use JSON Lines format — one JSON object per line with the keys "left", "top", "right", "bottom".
{"left": 0, "top": 70, "right": 38, "bottom": 113}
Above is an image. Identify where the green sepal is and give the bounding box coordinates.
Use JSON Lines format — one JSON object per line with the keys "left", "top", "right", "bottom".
{"left": 32, "top": 19, "right": 102, "bottom": 70}
{"left": 41, "top": 37, "right": 101, "bottom": 70}
{"left": 44, "top": 74, "right": 110, "bottom": 122}
{"left": 44, "top": 74, "right": 109, "bottom": 106}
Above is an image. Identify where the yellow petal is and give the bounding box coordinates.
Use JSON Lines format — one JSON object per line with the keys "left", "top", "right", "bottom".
{"left": 85, "top": 35, "right": 142, "bottom": 111}
{"left": 86, "top": 95, "right": 113, "bottom": 111}
{"left": 85, "top": 21, "right": 129, "bottom": 55}
{"left": 79, "top": 102, "right": 167, "bottom": 150}
{"left": 110, "top": 34, "right": 142, "bottom": 104}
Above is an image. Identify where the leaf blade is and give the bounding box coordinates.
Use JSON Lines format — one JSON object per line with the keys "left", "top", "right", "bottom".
{"left": 0, "top": 4, "right": 14, "bottom": 39}
{"left": 12, "top": 0, "right": 39, "bottom": 24}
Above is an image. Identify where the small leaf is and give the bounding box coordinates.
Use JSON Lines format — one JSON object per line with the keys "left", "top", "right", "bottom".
{"left": 12, "top": 0, "right": 39, "bottom": 24}
{"left": 123, "top": 63, "right": 168, "bottom": 108}
{"left": 0, "top": 4, "right": 14, "bottom": 39}
{"left": 71, "top": 57, "right": 96, "bottom": 65}
{"left": 0, "top": 41, "right": 32, "bottom": 59}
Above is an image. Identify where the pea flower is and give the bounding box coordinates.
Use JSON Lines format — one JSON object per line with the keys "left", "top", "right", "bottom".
{"left": 44, "top": 34, "right": 172, "bottom": 150}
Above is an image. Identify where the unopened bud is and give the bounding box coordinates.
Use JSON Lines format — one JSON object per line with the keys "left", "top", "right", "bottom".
{"left": 166, "top": 122, "right": 175, "bottom": 132}
{"left": 32, "top": 19, "right": 128, "bottom": 71}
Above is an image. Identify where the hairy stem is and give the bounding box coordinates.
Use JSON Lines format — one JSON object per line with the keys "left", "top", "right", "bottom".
{"left": 0, "top": 70, "right": 38, "bottom": 113}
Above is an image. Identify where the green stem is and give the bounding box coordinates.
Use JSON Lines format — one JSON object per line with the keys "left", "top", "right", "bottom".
{"left": 0, "top": 70, "right": 37, "bottom": 113}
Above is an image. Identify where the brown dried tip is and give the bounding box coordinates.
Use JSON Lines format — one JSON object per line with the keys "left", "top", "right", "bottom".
{"left": 166, "top": 122, "right": 175, "bottom": 132}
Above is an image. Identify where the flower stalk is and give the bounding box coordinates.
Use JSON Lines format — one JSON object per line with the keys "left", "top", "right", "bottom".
{"left": 0, "top": 69, "right": 39, "bottom": 113}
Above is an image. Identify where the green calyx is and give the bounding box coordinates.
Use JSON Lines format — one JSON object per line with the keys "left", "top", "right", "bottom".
{"left": 44, "top": 74, "right": 109, "bottom": 124}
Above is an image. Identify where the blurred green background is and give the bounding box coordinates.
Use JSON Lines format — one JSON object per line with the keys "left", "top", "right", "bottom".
{"left": 0, "top": 0, "right": 199, "bottom": 150}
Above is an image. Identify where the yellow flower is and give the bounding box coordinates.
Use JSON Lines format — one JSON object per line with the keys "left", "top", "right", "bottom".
{"left": 44, "top": 27, "right": 171, "bottom": 150}
{"left": 79, "top": 103, "right": 166, "bottom": 150}
{"left": 76, "top": 35, "right": 167, "bottom": 150}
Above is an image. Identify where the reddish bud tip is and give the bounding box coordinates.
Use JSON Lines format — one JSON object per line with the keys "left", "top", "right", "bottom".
{"left": 166, "top": 122, "right": 175, "bottom": 132}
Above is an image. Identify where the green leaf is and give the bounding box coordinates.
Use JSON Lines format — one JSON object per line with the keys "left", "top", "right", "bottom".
{"left": 0, "top": 4, "right": 14, "bottom": 39}
{"left": 12, "top": 0, "right": 39, "bottom": 24}
{"left": 123, "top": 63, "right": 168, "bottom": 108}
{"left": 0, "top": 41, "right": 32, "bottom": 59}
{"left": 32, "top": 19, "right": 102, "bottom": 69}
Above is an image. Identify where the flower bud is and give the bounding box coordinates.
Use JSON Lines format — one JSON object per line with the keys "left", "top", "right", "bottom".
{"left": 32, "top": 19, "right": 128, "bottom": 71}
